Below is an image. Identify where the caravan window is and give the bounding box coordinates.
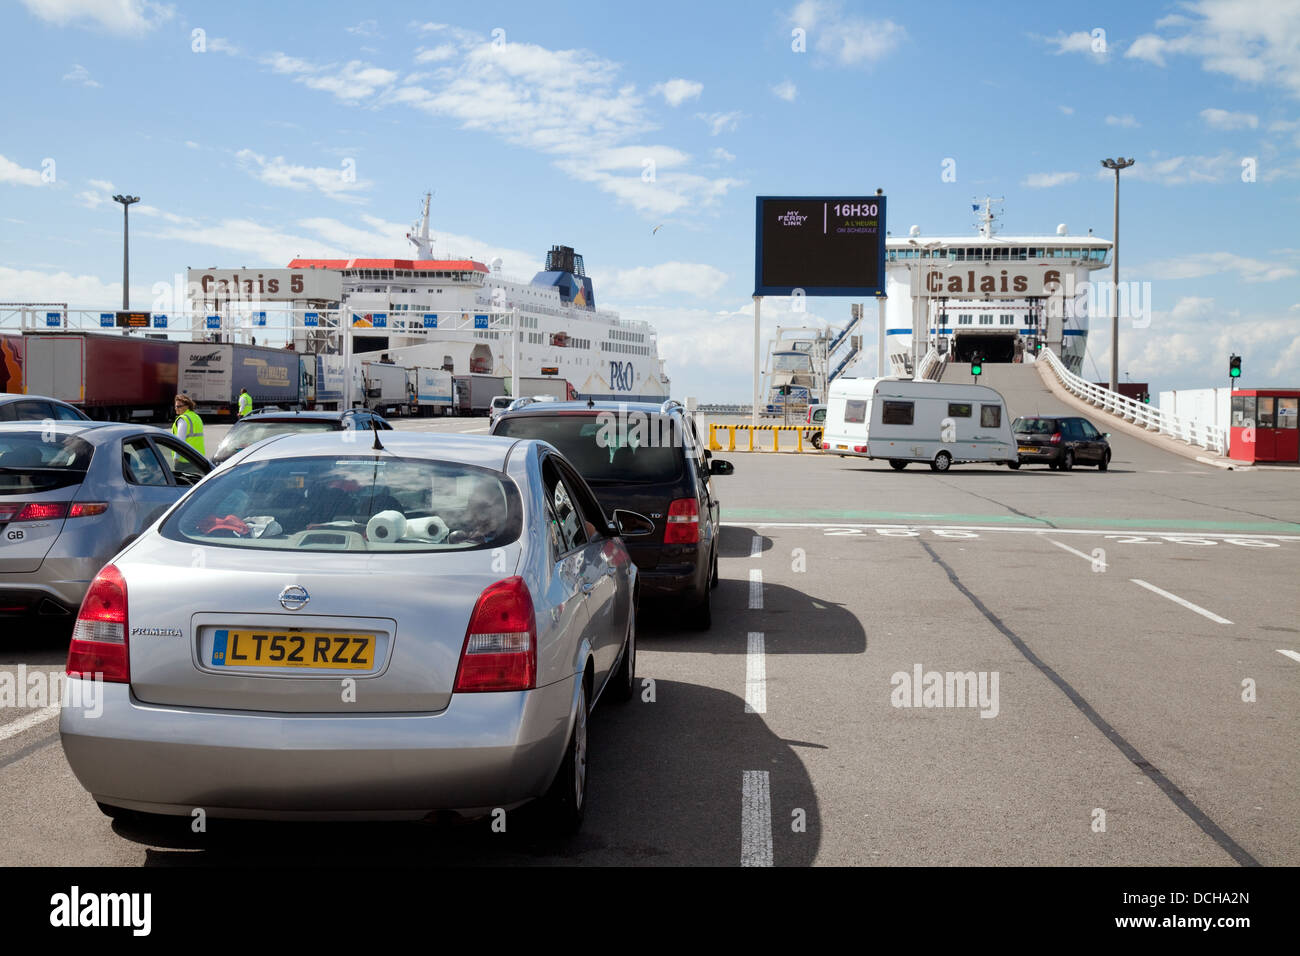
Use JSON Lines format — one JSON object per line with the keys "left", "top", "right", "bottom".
{"left": 844, "top": 400, "right": 867, "bottom": 424}
{"left": 881, "top": 401, "right": 914, "bottom": 426}
{"left": 980, "top": 405, "right": 1002, "bottom": 428}
{"left": 947, "top": 403, "right": 972, "bottom": 418}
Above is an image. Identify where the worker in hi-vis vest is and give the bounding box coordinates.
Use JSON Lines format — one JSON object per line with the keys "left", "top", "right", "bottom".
{"left": 238, "top": 387, "right": 253, "bottom": 418}
{"left": 172, "top": 394, "right": 206, "bottom": 456}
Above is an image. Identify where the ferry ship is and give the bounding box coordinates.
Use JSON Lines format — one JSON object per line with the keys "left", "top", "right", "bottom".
{"left": 287, "top": 194, "right": 671, "bottom": 401}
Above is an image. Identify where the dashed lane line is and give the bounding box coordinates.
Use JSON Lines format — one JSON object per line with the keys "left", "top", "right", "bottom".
{"left": 741, "top": 770, "right": 773, "bottom": 867}
{"left": 1130, "top": 579, "right": 1233, "bottom": 625}
{"left": 0, "top": 705, "right": 60, "bottom": 743}
{"left": 745, "top": 632, "right": 766, "bottom": 714}
{"left": 748, "top": 569, "right": 763, "bottom": 610}
{"left": 1277, "top": 650, "right": 1300, "bottom": 664}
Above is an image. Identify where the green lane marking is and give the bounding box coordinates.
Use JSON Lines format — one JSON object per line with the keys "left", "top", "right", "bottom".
{"left": 725, "top": 509, "right": 1300, "bottom": 534}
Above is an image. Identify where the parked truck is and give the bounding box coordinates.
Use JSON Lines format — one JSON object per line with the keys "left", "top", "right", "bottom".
{"left": 412, "top": 366, "right": 454, "bottom": 416}
{"left": 453, "top": 374, "right": 507, "bottom": 415}
{"left": 178, "top": 342, "right": 300, "bottom": 417}
{"left": 510, "top": 376, "right": 574, "bottom": 402}
{"left": 315, "top": 354, "right": 345, "bottom": 410}
{"left": 361, "top": 361, "right": 414, "bottom": 416}
{"left": 22, "top": 332, "right": 179, "bottom": 421}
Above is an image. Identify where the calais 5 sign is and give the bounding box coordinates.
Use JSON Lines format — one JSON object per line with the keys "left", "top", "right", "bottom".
{"left": 755, "top": 196, "right": 887, "bottom": 297}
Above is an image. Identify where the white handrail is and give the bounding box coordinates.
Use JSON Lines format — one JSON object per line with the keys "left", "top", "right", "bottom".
{"left": 914, "top": 345, "right": 948, "bottom": 382}
{"left": 1038, "top": 347, "right": 1226, "bottom": 455}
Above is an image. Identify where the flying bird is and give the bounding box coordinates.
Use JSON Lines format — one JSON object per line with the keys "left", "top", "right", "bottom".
{"left": 652, "top": 223, "right": 664, "bottom": 235}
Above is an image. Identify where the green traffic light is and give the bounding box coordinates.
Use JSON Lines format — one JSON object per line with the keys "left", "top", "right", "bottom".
{"left": 1229, "top": 368, "right": 1241, "bottom": 378}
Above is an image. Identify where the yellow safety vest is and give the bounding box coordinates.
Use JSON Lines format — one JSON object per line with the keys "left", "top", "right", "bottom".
{"left": 172, "top": 409, "right": 206, "bottom": 455}
{"left": 238, "top": 392, "right": 252, "bottom": 416}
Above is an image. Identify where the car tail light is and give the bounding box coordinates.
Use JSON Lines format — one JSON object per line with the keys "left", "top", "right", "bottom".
{"left": 454, "top": 576, "right": 537, "bottom": 692}
{"left": 664, "top": 497, "right": 699, "bottom": 544}
{"left": 853, "top": 444, "right": 867, "bottom": 453}
{"left": 1049, "top": 432, "right": 1062, "bottom": 444}
{"left": 69, "top": 502, "right": 109, "bottom": 518}
{"left": 8, "top": 501, "right": 69, "bottom": 522}
{"left": 67, "top": 564, "right": 129, "bottom": 683}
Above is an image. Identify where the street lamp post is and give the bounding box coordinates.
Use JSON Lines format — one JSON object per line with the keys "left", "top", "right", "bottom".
{"left": 1100, "top": 158, "right": 1134, "bottom": 391}
{"left": 112, "top": 194, "right": 140, "bottom": 311}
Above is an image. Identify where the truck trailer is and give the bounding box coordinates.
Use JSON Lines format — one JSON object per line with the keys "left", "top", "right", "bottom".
{"left": 453, "top": 374, "right": 507, "bottom": 415}
{"left": 412, "top": 367, "right": 454, "bottom": 416}
{"left": 510, "top": 376, "right": 574, "bottom": 402}
{"left": 361, "top": 361, "right": 414, "bottom": 416}
{"left": 21, "top": 332, "right": 179, "bottom": 421}
{"left": 178, "top": 342, "right": 301, "bottom": 416}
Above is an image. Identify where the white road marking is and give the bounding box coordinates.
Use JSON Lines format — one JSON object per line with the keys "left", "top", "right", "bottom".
{"left": 724, "top": 521, "right": 1300, "bottom": 542}
{"left": 748, "top": 569, "right": 763, "bottom": 609}
{"left": 1277, "top": 650, "right": 1300, "bottom": 664}
{"left": 1130, "top": 579, "right": 1233, "bottom": 624}
{"left": 745, "top": 632, "right": 767, "bottom": 714}
{"left": 1048, "top": 538, "right": 1105, "bottom": 569}
{"left": 741, "top": 770, "right": 773, "bottom": 867}
{"left": 0, "top": 705, "right": 60, "bottom": 742}
{"left": 750, "top": 535, "right": 763, "bottom": 558}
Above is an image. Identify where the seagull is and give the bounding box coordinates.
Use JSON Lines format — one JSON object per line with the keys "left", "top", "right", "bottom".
{"left": 652, "top": 223, "right": 663, "bottom": 235}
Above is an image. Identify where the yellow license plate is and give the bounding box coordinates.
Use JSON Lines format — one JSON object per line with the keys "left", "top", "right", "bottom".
{"left": 211, "top": 629, "right": 375, "bottom": 669}
{"left": 1018, "top": 446, "right": 1038, "bottom": 454}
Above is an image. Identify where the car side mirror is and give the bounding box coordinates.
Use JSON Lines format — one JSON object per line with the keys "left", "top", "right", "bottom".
{"left": 709, "top": 459, "right": 734, "bottom": 476}
{"left": 611, "top": 509, "right": 655, "bottom": 537}
{"left": 1103, "top": 433, "right": 1110, "bottom": 439}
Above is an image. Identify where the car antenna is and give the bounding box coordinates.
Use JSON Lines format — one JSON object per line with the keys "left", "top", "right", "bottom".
{"left": 371, "top": 417, "right": 385, "bottom": 451}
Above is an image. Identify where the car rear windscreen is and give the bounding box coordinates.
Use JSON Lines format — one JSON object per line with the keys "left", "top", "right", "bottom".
{"left": 162, "top": 456, "right": 522, "bottom": 552}
{"left": 215, "top": 420, "right": 339, "bottom": 457}
{"left": 495, "top": 414, "right": 685, "bottom": 484}
{"left": 0, "top": 433, "right": 93, "bottom": 494}
{"left": 1012, "top": 418, "right": 1058, "bottom": 435}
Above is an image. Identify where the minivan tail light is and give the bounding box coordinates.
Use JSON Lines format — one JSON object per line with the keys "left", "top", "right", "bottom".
{"left": 454, "top": 577, "right": 537, "bottom": 692}
{"left": 1049, "top": 432, "right": 1062, "bottom": 444}
{"left": 67, "top": 564, "right": 129, "bottom": 683}
{"left": 664, "top": 497, "right": 699, "bottom": 544}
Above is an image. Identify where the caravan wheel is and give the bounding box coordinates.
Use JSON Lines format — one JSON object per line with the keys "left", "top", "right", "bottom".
{"left": 930, "top": 451, "right": 952, "bottom": 472}
{"left": 889, "top": 459, "right": 907, "bottom": 471}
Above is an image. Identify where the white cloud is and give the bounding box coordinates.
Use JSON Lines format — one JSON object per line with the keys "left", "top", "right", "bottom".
{"left": 415, "top": 44, "right": 458, "bottom": 63}
{"left": 1106, "top": 113, "right": 1140, "bottom": 127}
{"left": 62, "top": 64, "right": 99, "bottom": 87}
{"left": 1124, "top": 1, "right": 1300, "bottom": 98}
{"left": 1059, "top": 105, "right": 1075, "bottom": 115}
{"left": 602, "top": 262, "right": 729, "bottom": 299}
{"left": 1023, "top": 171, "right": 1080, "bottom": 188}
{"left": 208, "top": 37, "right": 239, "bottom": 56}
{"left": 0, "top": 155, "right": 47, "bottom": 187}
{"left": 346, "top": 19, "right": 380, "bottom": 38}
{"left": 0, "top": 265, "right": 137, "bottom": 306}
{"left": 1118, "top": 151, "right": 1239, "bottom": 185}
{"left": 1139, "top": 251, "right": 1298, "bottom": 283}
{"left": 1040, "top": 29, "right": 1109, "bottom": 61}
{"left": 771, "top": 79, "right": 797, "bottom": 101}
{"left": 651, "top": 78, "right": 703, "bottom": 107}
{"left": 184, "top": 140, "right": 199, "bottom": 149}
{"left": 235, "top": 149, "right": 370, "bottom": 202}
{"left": 1199, "top": 107, "right": 1258, "bottom": 129}
{"left": 711, "top": 147, "right": 735, "bottom": 162}
{"left": 17, "top": 0, "right": 173, "bottom": 34}
{"left": 696, "top": 110, "right": 741, "bottom": 135}
{"left": 1115, "top": 305, "right": 1300, "bottom": 389}
{"left": 263, "top": 53, "right": 398, "bottom": 102}
{"left": 786, "top": 1, "right": 904, "bottom": 67}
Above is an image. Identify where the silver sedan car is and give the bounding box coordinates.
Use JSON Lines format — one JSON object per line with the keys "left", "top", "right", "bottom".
{"left": 0, "top": 422, "right": 210, "bottom": 622}
{"left": 60, "top": 431, "right": 643, "bottom": 832}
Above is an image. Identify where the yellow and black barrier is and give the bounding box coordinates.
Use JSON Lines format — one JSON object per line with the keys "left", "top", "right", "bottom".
{"left": 708, "top": 423, "right": 821, "bottom": 453}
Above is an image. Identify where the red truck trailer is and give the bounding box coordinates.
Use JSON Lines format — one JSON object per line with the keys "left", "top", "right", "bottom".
{"left": 21, "top": 332, "right": 179, "bottom": 421}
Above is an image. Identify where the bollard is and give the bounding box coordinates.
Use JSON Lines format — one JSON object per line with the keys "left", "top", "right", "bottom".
{"left": 727, "top": 425, "right": 736, "bottom": 452}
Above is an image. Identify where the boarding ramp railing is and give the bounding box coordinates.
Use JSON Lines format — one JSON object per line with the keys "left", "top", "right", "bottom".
{"left": 1038, "top": 347, "right": 1226, "bottom": 455}
{"left": 915, "top": 345, "right": 948, "bottom": 382}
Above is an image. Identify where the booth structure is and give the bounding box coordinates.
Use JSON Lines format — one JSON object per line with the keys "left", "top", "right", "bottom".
{"left": 1230, "top": 389, "right": 1299, "bottom": 462}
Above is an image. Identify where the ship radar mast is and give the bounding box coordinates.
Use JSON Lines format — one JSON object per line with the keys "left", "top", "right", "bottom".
{"left": 406, "top": 191, "right": 434, "bottom": 259}
{"left": 973, "top": 196, "right": 1004, "bottom": 238}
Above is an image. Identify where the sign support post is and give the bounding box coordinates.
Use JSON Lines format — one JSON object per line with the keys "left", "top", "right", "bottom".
{"left": 752, "top": 295, "right": 762, "bottom": 431}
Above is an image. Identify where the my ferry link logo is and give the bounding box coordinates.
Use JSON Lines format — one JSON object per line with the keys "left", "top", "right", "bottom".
{"left": 777, "top": 210, "right": 809, "bottom": 226}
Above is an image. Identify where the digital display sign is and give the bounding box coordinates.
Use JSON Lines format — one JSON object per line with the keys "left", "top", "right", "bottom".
{"left": 115, "top": 311, "right": 151, "bottom": 328}
{"left": 754, "top": 196, "right": 886, "bottom": 297}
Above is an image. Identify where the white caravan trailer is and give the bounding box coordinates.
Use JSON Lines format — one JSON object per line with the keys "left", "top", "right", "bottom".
{"left": 823, "top": 377, "right": 1016, "bottom": 471}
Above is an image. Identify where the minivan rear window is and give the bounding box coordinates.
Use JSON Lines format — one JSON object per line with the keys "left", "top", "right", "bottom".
{"left": 495, "top": 413, "right": 685, "bottom": 484}
{"left": 162, "top": 456, "right": 522, "bottom": 552}
{"left": 0, "top": 433, "right": 93, "bottom": 494}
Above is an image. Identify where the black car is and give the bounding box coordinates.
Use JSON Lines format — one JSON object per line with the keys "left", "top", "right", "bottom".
{"left": 211, "top": 408, "right": 392, "bottom": 464}
{"left": 1012, "top": 415, "right": 1112, "bottom": 470}
{"left": 492, "top": 400, "right": 734, "bottom": 629}
{"left": 0, "top": 393, "right": 92, "bottom": 423}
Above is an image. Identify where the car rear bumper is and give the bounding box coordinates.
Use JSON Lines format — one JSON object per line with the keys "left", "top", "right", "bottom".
{"left": 1016, "top": 445, "right": 1063, "bottom": 464}
{"left": 60, "top": 675, "right": 578, "bottom": 820}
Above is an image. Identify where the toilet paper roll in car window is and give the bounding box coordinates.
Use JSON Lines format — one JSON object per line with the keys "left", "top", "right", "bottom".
{"left": 404, "top": 515, "right": 449, "bottom": 543}
{"left": 366, "top": 510, "right": 408, "bottom": 543}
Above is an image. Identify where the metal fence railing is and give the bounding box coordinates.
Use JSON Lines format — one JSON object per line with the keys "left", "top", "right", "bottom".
{"left": 1038, "top": 347, "right": 1227, "bottom": 455}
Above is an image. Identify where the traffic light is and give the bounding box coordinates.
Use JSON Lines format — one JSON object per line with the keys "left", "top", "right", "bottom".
{"left": 1229, "top": 354, "right": 1242, "bottom": 380}
{"left": 971, "top": 353, "right": 983, "bottom": 376}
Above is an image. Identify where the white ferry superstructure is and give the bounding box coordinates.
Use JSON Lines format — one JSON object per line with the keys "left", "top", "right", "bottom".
{"left": 288, "top": 195, "right": 670, "bottom": 401}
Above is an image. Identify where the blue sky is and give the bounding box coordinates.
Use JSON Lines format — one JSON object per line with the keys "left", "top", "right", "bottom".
{"left": 2, "top": 0, "right": 1298, "bottom": 401}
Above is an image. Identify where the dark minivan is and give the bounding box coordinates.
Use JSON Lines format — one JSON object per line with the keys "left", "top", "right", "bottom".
{"left": 1012, "top": 415, "right": 1111, "bottom": 470}
{"left": 493, "top": 400, "right": 733, "bottom": 629}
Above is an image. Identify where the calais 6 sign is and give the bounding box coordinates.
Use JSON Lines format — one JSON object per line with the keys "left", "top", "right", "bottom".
{"left": 755, "top": 196, "right": 887, "bottom": 297}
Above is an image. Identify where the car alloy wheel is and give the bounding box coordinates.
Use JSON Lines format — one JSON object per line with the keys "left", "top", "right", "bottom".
{"left": 542, "top": 679, "right": 588, "bottom": 833}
